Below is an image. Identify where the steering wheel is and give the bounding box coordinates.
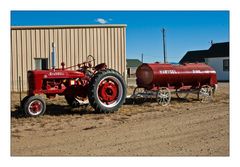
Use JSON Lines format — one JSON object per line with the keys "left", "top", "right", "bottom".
{"left": 87, "top": 55, "right": 95, "bottom": 68}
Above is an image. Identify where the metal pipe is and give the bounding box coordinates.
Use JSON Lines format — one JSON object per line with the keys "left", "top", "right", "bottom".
{"left": 19, "top": 76, "right": 21, "bottom": 103}
{"left": 51, "top": 42, "right": 56, "bottom": 69}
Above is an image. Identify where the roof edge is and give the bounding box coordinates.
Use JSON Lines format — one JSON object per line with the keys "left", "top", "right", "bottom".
{"left": 11, "top": 24, "right": 127, "bottom": 30}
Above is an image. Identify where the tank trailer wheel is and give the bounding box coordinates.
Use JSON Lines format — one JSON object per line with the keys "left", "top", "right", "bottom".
{"left": 132, "top": 87, "right": 147, "bottom": 104}
{"left": 88, "top": 69, "right": 126, "bottom": 113}
{"left": 176, "top": 90, "right": 189, "bottom": 99}
{"left": 198, "top": 85, "right": 213, "bottom": 103}
{"left": 23, "top": 96, "right": 46, "bottom": 117}
{"left": 156, "top": 87, "right": 171, "bottom": 106}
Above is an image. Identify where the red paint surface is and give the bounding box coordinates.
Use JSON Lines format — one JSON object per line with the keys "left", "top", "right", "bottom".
{"left": 136, "top": 63, "right": 217, "bottom": 89}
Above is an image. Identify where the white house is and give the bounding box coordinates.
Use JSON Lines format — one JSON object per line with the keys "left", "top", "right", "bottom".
{"left": 179, "top": 42, "right": 229, "bottom": 81}
{"left": 205, "top": 57, "right": 229, "bottom": 81}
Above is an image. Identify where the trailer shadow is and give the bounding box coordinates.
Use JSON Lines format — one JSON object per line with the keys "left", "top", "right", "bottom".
{"left": 124, "top": 97, "right": 199, "bottom": 105}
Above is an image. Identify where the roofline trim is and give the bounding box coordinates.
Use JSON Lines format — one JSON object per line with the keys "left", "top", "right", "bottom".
{"left": 11, "top": 24, "right": 127, "bottom": 30}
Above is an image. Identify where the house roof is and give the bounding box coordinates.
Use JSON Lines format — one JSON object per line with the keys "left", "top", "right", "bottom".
{"left": 179, "top": 50, "right": 208, "bottom": 64}
{"left": 127, "top": 59, "right": 142, "bottom": 68}
{"left": 179, "top": 42, "right": 229, "bottom": 64}
{"left": 11, "top": 24, "right": 127, "bottom": 30}
{"left": 208, "top": 42, "right": 229, "bottom": 57}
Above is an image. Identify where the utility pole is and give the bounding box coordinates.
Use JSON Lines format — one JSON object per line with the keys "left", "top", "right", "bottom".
{"left": 162, "top": 28, "right": 167, "bottom": 63}
{"left": 141, "top": 53, "right": 143, "bottom": 63}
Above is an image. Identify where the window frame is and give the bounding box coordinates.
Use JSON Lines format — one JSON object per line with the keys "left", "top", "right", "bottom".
{"left": 223, "top": 59, "right": 229, "bottom": 71}
{"left": 34, "top": 58, "right": 48, "bottom": 70}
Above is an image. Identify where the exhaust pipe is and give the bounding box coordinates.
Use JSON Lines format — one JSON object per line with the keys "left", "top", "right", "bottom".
{"left": 51, "top": 42, "right": 56, "bottom": 70}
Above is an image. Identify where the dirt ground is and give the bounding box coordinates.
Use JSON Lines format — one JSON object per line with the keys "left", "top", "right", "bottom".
{"left": 11, "top": 83, "right": 229, "bottom": 156}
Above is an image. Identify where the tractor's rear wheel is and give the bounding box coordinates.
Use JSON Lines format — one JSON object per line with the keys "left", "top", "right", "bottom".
{"left": 23, "top": 96, "right": 46, "bottom": 117}
{"left": 88, "top": 69, "right": 126, "bottom": 113}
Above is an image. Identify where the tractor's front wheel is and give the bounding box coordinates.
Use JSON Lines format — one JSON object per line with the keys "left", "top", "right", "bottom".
{"left": 88, "top": 69, "right": 126, "bottom": 113}
{"left": 23, "top": 96, "right": 46, "bottom": 117}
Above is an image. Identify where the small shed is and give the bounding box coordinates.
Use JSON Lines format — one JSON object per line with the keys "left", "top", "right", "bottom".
{"left": 126, "top": 59, "right": 142, "bottom": 78}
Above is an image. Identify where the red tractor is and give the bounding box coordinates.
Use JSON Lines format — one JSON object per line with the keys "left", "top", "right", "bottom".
{"left": 21, "top": 55, "right": 126, "bottom": 117}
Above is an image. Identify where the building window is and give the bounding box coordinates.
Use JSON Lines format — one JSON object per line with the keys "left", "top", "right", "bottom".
{"left": 35, "top": 58, "right": 48, "bottom": 70}
{"left": 223, "top": 59, "right": 229, "bottom": 71}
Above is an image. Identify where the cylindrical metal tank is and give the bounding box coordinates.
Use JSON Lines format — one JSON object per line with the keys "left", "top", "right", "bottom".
{"left": 136, "top": 62, "right": 217, "bottom": 89}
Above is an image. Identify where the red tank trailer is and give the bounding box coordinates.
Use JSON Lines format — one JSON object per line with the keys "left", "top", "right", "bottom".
{"left": 133, "top": 62, "right": 217, "bottom": 106}
{"left": 21, "top": 55, "right": 126, "bottom": 117}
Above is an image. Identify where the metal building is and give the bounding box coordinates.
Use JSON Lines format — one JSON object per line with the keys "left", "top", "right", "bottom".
{"left": 11, "top": 24, "right": 127, "bottom": 92}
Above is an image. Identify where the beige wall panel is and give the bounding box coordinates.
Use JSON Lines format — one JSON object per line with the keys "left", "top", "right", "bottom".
{"left": 111, "top": 28, "right": 116, "bottom": 69}
{"left": 85, "top": 28, "right": 90, "bottom": 57}
{"left": 124, "top": 28, "right": 127, "bottom": 77}
{"left": 21, "top": 30, "right": 27, "bottom": 91}
{"left": 74, "top": 29, "right": 79, "bottom": 66}
{"left": 62, "top": 29, "right": 67, "bottom": 67}
{"left": 116, "top": 28, "right": 121, "bottom": 74}
{"left": 100, "top": 28, "right": 105, "bottom": 64}
{"left": 96, "top": 28, "right": 101, "bottom": 65}
{"left": 78, "top": 29, "right": 83, "bottom": 64}
{"left": 118, "top": 28, "right": 122, "bottom": 74}
{"left": 89, "top": 28, "right": 93, "bottom": 56}
{"left": 11, "top": 30, "right": 17, "bottom": 91}
{"left": 40, "top": 29, "right": 45, "bottom": 58}
{"left": 114, "top": 28, "right": 119, "bottom": 71}
{"left": 93, "top": 28, "right": 98, "bottom": 66}
{"left": 26, "top": 30, "right": 32, "bottom": 71}
{"left": 57, "top": 29, "right": 62, "bottom": 68}
{"left": 10, "top": 31, "right": 13, "bottom": 91}
{"left": 104, "top": 29, "right": 108, "bottom": 67}
{"left": 30, "top": 30, "right": 36, "bottom": 70}
{"left": 65, "top": 29, "right": 69, "bottom": 66}
{"left": 110, "top": 28, "right": 115, "bottom": 70}
{"left": 70, "top": 29, "right": 75, "bottom": 69}
{"left": 107, "top": 28, "right": 112, "bottom": 69}
{"left": 49, "top": 29, "right": 54, "bottom": 68}
{"left": 44, "top": 29, "right": 50, "bottom": 67}
{"left": 35, "top": 29, "right": 41, "bottom": 58}
{"left": 121, "top": 28, "right": 125, "bottom": 77}
{"left": 53, "top": 29, "right": 58, "bottom": 68}
{"left": 82, "top": 29, "right": 87, "bottom": 63}
{"left": 16, "top": 30, "right": 22, "bottom": 91}
{"left": 118, "top": 28, "right": 123, "bottom": 74}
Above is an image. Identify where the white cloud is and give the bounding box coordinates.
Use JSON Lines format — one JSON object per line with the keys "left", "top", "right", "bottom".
{"left": 95, "top": 18, "right": 108, "bottom": 24}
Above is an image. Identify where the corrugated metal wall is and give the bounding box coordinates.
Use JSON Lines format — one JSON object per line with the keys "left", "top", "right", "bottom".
{"left": 11, "top": 25, "right": 127, "bottom": 92}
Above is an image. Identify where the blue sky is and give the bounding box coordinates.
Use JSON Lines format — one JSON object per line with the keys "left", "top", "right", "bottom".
{"left": 11, "top": 11, "right": 229, "bottom": 63}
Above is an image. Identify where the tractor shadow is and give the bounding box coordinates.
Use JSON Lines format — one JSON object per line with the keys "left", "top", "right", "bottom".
{"left": 11, "top": 104, "right": 99, "bottom": 118}
{"left": 46, "top": 103, "right": 99, "bottom": 116}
